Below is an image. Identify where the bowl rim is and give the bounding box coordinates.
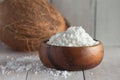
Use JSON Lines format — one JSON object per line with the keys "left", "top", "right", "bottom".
{"left": 42, "top": 40, "right": 103, "bottom": 48}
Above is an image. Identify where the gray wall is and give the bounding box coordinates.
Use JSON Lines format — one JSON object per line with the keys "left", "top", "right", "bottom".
{"left": 96, "top": 0, "right": 120, "bottom": 46}
{"left": 51, "top": 0, "right": 120, "bottom": 46}
{"left": 52, "top": 0, "right": 96, "bottom": 38}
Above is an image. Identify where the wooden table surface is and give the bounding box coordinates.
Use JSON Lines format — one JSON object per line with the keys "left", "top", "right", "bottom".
{"left": 0, "top": 42, "right": 120, "bottom": 80}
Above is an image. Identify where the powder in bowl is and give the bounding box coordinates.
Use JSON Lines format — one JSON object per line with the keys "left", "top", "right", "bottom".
{"left": 47, "top": 26, "right": 99, "bottom": 46}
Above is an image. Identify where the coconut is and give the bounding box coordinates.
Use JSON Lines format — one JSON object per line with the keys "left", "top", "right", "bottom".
{"left": 0, "top": 0, "right": 68, "bottom": 52}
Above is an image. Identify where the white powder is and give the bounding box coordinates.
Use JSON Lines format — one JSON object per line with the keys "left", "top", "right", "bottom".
{"left": 0, "top": 55, "right": 72, "bottom": 79}
{"left": 47, "top": 26, "right": 99, "bottom": 46}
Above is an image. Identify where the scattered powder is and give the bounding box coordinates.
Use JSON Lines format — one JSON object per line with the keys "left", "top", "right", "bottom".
{"left": 47, "top": 26, "right": 99, "bottom": 46}
{"left": 0, "top": 55, "right": 72, "bottom": 79}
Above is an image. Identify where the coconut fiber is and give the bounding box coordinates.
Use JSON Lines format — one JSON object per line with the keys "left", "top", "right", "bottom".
{"left": 0, "top": 0, "right": 68, "bottom": 52}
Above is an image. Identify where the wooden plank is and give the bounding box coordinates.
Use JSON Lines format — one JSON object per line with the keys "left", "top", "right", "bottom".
{"left": 0, "top": 72, "right": 27, "bottom": 80}
{"left": 27, "top": 71, "right": 83, "bottom": 80}
{"left": 96, "top": 0, "right": 120, "bottom": 46}
{"left": 0, "top": 42, "right": 35, "bottom": 80}
{"left": 52, "top": 0, "right": 96, "bottom": 37}
{"left": 85, "top": 47, "right": 120, "bottom": 80}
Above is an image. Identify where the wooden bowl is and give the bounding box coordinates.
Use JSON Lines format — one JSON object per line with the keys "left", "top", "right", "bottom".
{"left": 38, "top": 41, "right": 104, "bottom": 71}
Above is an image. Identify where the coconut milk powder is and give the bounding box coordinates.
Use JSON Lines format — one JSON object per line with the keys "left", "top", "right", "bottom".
{"left": 47, "top": 26, "right": 99, "bottom": 46}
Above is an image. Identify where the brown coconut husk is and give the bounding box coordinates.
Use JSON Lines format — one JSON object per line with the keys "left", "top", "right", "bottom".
{"left": 0, "top": 0, "right": 69, "bottom": 52}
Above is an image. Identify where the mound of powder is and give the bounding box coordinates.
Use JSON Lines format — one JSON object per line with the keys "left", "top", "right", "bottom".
{"left": 47, "top": 26, "right": 99, "bottom": 46}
